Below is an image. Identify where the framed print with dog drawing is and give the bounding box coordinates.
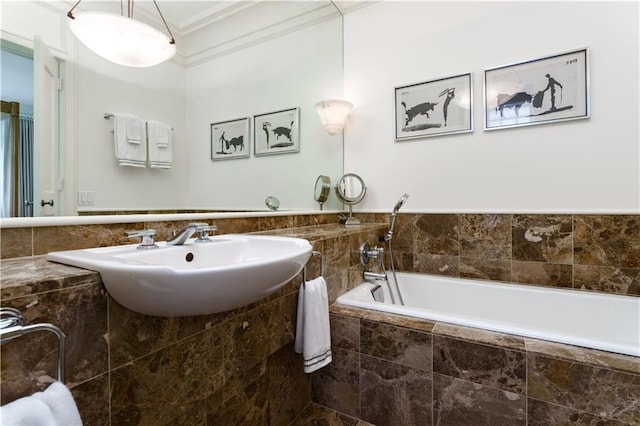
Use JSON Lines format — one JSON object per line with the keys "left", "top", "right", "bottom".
{"left": 484, "top": 48, "right": 589, "bottom": 130}
{"left": 211, "top": 117, "right": 250, "bottom": 160}
{"left": 253, "top": 107, "right": 300, "bottom": 156}
{"left": 394, "top": 73, "right": 472, "bottom": 141}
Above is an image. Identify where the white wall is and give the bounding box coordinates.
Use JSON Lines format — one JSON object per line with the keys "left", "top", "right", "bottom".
{"left": 75, "top": 44, "right": 187, "bottom": 211}
{"left": 343, "top": 1, "right": 639, "bottom": 213}
{"left": 185, "top": 17, "right": 344, "bottom": 211}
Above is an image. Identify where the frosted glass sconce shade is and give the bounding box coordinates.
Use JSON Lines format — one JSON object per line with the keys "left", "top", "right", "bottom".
{"left": 314, "top": 99, "right": 353, "bottom": 135}
{"left": 68, "top": 11, "right": 176, "bottom": 68}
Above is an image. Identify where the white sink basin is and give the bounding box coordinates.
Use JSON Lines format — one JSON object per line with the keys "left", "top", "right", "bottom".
{"left": 46, "top": 234, "right": 312, "bottom": 316}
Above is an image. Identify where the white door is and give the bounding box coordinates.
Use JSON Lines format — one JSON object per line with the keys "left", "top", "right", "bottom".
{"left": 33, "top": 36, "right": 60, "bottom": 216}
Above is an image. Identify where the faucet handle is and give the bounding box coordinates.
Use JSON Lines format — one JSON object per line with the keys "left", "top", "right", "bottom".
{"left": 195, "top": 225, "right": 217, "bottom": 243}
{"left": 124, "top": 229, "right": 158, "bottom": 249}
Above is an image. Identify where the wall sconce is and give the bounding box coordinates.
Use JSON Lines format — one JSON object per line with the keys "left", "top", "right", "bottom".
{"left": 67, "top": 0, "right": 176, "bottom": 68}
{"left": 314, "top": 99, "right": 353, "bottom": 136}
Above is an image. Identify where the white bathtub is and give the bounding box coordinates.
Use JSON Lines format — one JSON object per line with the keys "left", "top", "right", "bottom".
{"left": 336, "top": 272, "right": 640, "bottom": 357}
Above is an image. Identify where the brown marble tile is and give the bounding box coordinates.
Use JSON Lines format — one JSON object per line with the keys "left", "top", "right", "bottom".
{"left": 414, "top": 253, "right": 459, "bottom": 277}
{"left": 1, "top": 226, "right": 32, "bottom": 258}
{"left": 511, "top": 260, "right": 572, "bottom": 288}
{"left": 33, "top": 223, "right": 143, "bottom": 255}
{"left": 1, "top": 283, "right": 108, "bottom": 400}
{"left": 525, "top": 339, "right": 640, "bottom": 375}
{"left": 70, "top": 374, "right": 110, "bottom": 426}
{"left": 432, "top": 323, "right": 526, "bottom": 352}
{"left": 330, "top": 313, "right": 360, "bottom": 352}
{"left": 527, "top": 398, "right": 627, "bottom": 426}
{"left": 223, "top": 299, "right": 286, "bottom": 390}
{"left": 459, "top": 214, "right": 512, "bottom": 259}
{"left": 392, "top": 250, "right": 414, "bottom": 272}
{"left": 433, "top": 335, "right": 526, "bottom": 394}
{"left": 330, "top": 305, "right": 436, "bottom": 334}
{"left": 267, "top": 343, "right": 311, "bottom": 425}
{"left": 414, "top": 214, "right": 459, "bottom": 256}
{"left": 311, "top": 347, "right": 360, "bottom": 418}
{"left": 460, "top": 257, "right": 512, "bottom": 281}
{"left": 259, "top": 215, "right": 295, "bottom": 231}
{"left": 110, "top": 327, "right": 223, "bottom": 425}
{"left": 360, "top": 354, "right": 432, "bottom": 425}
{"left": 512, "top": 214, "right": 573, "bottom": 264}
{"left": 107, "top": 295, "right": 228, "bottom": 368}
{"left": 527, "top": 353, "right": 640, "bottom": 423}
{"left": 433, "top": 373, "right": 526, "bottom": 425}
{"left": 574, "top": 215, "right": 640, "bottom": 268}
{"left": 325, "top": 270, "right": 348, "bottom": 305}
{"left": 390, "top": 213, "right": 414, "bottom": 253}
{"left": 205, "top": 373, "right": 269, "bottom": 425}
{"left": 291, "top": 403, "right": 374, "bottom": 426}
{"left": 360, "top": 319, "right": 432, "bottom": 372}
{"left": 574, "top": 264, "right": 640, "bottom": 295}
{"left": 1, "top": 256, "right": 101, "bottom": 300}
{"left": 214, "top": 217, "right": 261, "bottom": 234}
{"left": 323, "top": 234, "right": 351, "bottom": 278}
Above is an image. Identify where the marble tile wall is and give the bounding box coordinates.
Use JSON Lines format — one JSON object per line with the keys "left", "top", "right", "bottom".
{"left": 0, "top": 216, "right": 386, "bottom": 425}
{"left": 368, "top": 213, "right": 640, "bottom": 296}
{"left": 316, "top": 306, "right": 640, "bottom": 426}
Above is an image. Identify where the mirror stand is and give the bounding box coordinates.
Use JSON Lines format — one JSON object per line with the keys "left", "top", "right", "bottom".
{"left": 335, "top": 173, "right": 366, "bottom": 226}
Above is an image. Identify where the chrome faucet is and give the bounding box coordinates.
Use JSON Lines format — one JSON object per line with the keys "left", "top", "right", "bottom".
{"left": 166, "top": 223, "right": 217, "bottom": 245}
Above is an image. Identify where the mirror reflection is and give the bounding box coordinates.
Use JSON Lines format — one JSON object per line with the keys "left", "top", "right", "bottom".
{"left": 314, "top": 175, "right": 331, "bottom": 210}
{"left": 1, "top": 1, "right": 346, "bottom": 220}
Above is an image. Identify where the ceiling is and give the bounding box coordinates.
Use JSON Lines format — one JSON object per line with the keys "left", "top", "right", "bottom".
{"left": 75, "top": 1, "right": 375, "bottom": 36}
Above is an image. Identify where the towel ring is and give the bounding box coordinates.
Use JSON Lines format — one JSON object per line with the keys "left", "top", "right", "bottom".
{"left": 0, "top": 308, "right": 67, "bottom": 383}
{"left": 303, "top": 251, "right": 324, "bottom": 283}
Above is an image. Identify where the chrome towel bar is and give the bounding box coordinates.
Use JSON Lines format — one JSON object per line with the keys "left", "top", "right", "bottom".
{"left": 0, "top": 307, "right": 67, "bottom": 383}
{"left": 302, "top": 250, "right": 324, "bottom": 283}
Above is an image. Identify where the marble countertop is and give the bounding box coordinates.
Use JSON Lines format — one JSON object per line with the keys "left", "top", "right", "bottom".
{"left": 1, "top": 223, "right": 387, "bottom": 301}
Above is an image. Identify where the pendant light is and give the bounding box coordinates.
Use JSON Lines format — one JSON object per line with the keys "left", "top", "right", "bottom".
{"left": 67, "top": 0, "right": 176, "bottom": 68}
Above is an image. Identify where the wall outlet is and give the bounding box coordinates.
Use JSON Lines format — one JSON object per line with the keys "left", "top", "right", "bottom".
{"left": 77, "top": 191, "right": 95, "bottom": 206}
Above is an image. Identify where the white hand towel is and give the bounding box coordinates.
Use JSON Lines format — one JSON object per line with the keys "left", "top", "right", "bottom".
{"left": 294, "top": 277, "right": 332, "bottom": 373}
{"left": 0, "top": 381, "right": 83, "bottom": 425}
{"left": 147, "top": 120, "right": 173, "bottom": 169}
{"left": 113, "top": 113, "right": 147, "bottom": 167}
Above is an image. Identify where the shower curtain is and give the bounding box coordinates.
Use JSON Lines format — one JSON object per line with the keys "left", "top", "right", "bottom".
{"left": 0, "top": 110, "right": 14, "bottom": 217}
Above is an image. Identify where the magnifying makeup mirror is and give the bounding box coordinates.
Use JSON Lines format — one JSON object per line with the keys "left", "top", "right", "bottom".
{"left": 335, "top": 173, "right": 366, "bottom": 225}
{"left": 265, "top": 196, "right": 280, "bottom": 211}
{"left": 314, "top": 175, "right": 331, "bottom": 210}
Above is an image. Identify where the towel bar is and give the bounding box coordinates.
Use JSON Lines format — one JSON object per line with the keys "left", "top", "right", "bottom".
{"left": 302, "top": 251, "right": 324, "bottom": 283}
{"left": 104, "top": 113, "right": 174, "bottom": 130}
{"left": 0, "top": 308, "right": 67, "bottom": 383}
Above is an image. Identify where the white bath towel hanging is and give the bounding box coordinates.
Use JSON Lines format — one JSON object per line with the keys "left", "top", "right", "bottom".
{"left": 0, "top": 381, "right": 83, "bottom": 425}
{"left": 147, "top": 120, "right": 173, "bottom": 169}
{"left": 113, "top": 113, "right": 147, "bottom": 167}
{"left": 295, "top": 276, "right": 332, "bottom": 373}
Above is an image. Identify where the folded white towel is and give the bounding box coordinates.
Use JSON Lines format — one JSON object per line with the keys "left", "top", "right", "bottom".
{"left": 0, "top": 381, "right": 83, "bottom": 425}
{"left": 113, "top": 113, "right": 147, "bottom": 167}
{"left": 147, "top": 120, "right": 173, "bottom": 169}
{"left": 294, "top": 277, "right": 332, "bottom": 373}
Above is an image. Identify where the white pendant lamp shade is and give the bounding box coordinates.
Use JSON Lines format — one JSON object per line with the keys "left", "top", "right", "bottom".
{"left": 69, "top": 12, "right": 176, "bottom": 68}
{"left": 314, "top": 99, "right": 353, "bottom": 135}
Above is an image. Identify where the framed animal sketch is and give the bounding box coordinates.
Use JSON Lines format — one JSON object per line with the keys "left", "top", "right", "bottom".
{"left": 484, "top": 48, "right": 589, "bottom": 130}
{"left": 253, "top": 107, "right": 300, "bottom": 156}
{"left": 394, "top": 73, "right": 473, "bottom": 141}
{"left": 211, "top": 117, "right": 250, "bottom": 160}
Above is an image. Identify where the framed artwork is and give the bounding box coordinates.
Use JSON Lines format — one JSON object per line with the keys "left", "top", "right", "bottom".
{"left": 394, "top": 73, "right": 473, "bottom": 140}
{"left": 253, "top": 107, "right": 300, "bottom": 156}
{"left": 484, "top": 48, "right": 590, "bottom": 130}
{"left": 211, "top": 117, "right": 250, "bottom": 160}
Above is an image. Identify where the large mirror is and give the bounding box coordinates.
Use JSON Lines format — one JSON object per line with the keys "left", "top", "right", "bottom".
{"left": 1, "top": 0, "right": 346, "bottom": 221}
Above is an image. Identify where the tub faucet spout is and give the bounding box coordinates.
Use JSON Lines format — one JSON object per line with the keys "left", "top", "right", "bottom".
{"left": 167, "top": 223, "right": 217, "bottom": 245}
